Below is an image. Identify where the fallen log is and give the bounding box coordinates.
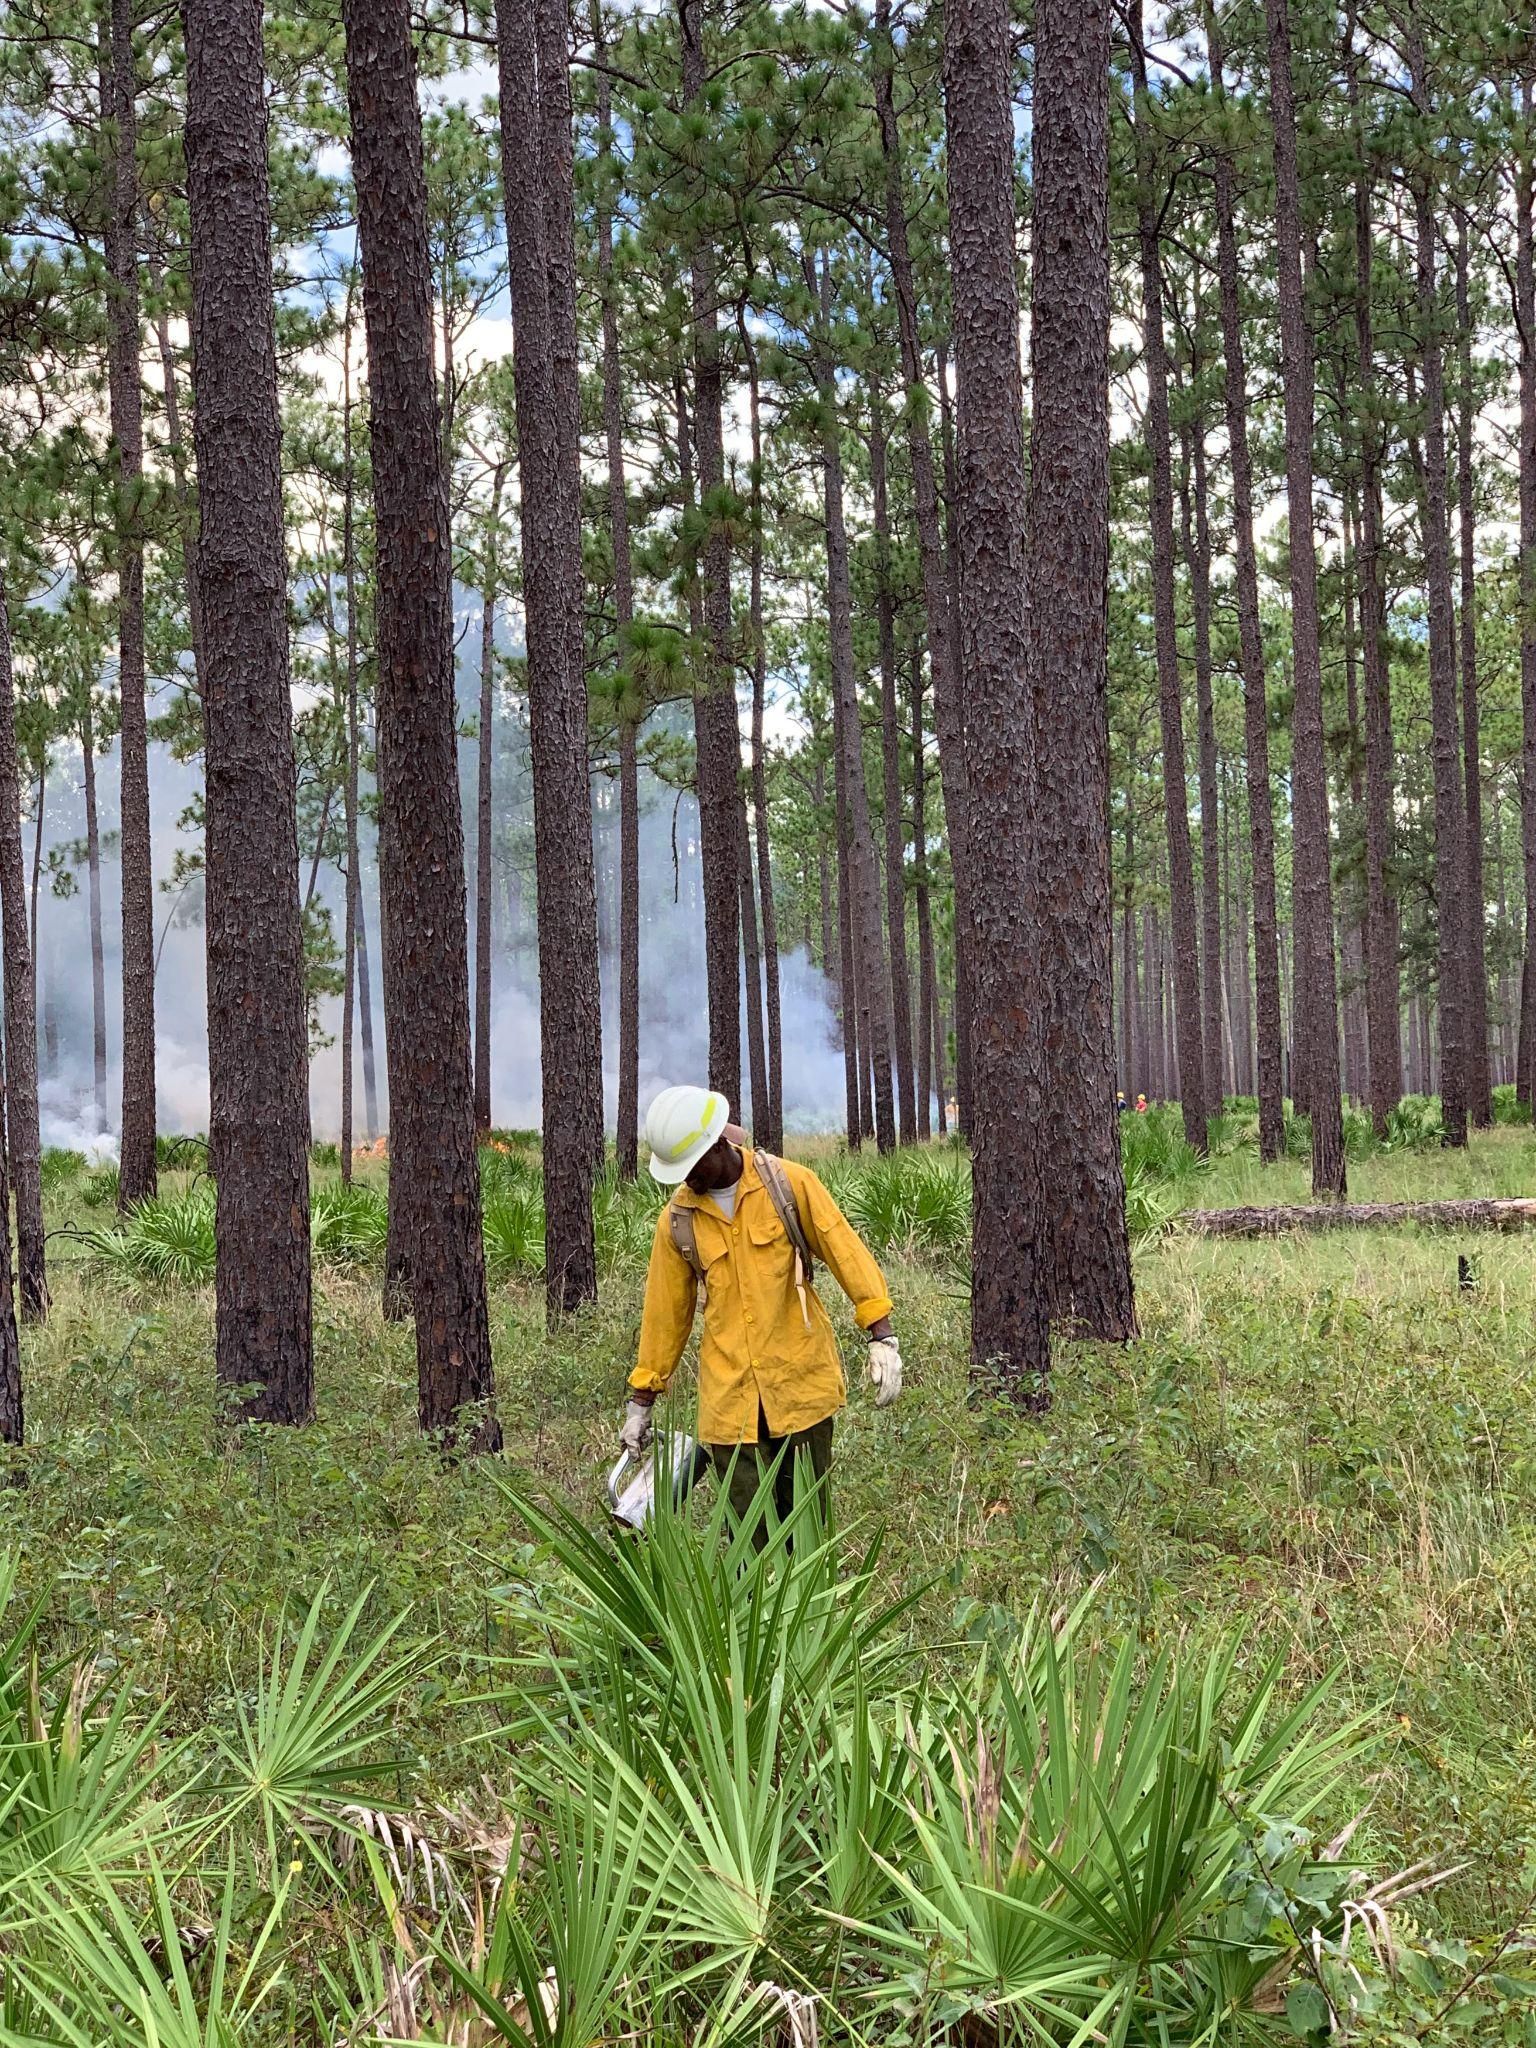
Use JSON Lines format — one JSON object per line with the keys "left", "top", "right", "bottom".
{"left": 1184, "top": 1197, "right": 1536, "bottom": 1239}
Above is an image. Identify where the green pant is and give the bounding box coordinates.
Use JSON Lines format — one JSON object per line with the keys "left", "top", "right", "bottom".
{"left": 710, "top": 1403, "right": 833, "bottom": 1544}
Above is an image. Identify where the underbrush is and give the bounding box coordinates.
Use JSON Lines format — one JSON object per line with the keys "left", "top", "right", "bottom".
{"left": 2, "top": 1476, "right": 1518, "bottom": 2046}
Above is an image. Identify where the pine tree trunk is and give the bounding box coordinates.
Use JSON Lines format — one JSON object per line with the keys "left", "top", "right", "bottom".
{"left": 739, "top": 808, "right": 769, "bottom": 1134}
{"left": 835, "top": 754, "right": 861, "bottom": 1147}
{"left": 1407, "top": 29, "right": 1468, "bottom": 1147}
{"left": 103, "top": 0, "right": 156, "bottom": 1211}
{"left": 810, "top": 254, "right": 895, "bottom": 1153}
{"left": 147, "top": 256, "right": 206, "bottom": 687}
{"left": 1121, "top": 796, "right": 1136, "bottom": 1097}
{"left": 869, "top": 380, "right": 916, "bottom": 1143}
{"left": 934, "top": 340, "right": 973, "bottom": 1133}
{"left": 185, "top": 0, "right": 314, "bottom": 1424}
{"left": 1029, "top": 0, "right": 1133, "bottom": 1337}
{"left": 81, "top": 703, "right": 108, "bottom": 1133}
{"left": 341, "top": 379, "right": 357, "bottom": 1185}
{"left": 1519, "top": 81, "right": 1536, "bottom": 1108}
{"left": 1207, "top": 5, "right": 1284, "bottom": 1160}
{"left": 875, "top": 0, "right": 972, "bottom": 1137}
{"left": 1265, "top": 0, "right": 1346, "bottom": 1195}
{"left": 498, "top": 0, "right": 603, "bottom": 1312}
{"left": 1455, "top": 211, "right": 1491, "bottom": 1127}
{"left": 1130, "top": 6, "right": 1205, "bottom": 1153}
{"left": 946, "top": 0, "right": 1050, "bottom": 1393}
{"left": 0, "top": 990, "right": 19, "bottom": 1458}
{"left": 1343, "top": 88, "right": 1403, "bottom": 1131}
{"left": 679, "top": 0, "right": 741, "bottom": 1107}
{"left": 1182, "top": 406, "right": 1225, "bottom": 1113}
{"left": 742, "top": 334, "right": 782, "bottom": 1152}
{"left": 473, "top": 462, "right": 506, "bottom": 1137}
{"left": 0, "top": 574, "right": 46, "bottom": 1322}
{"left": 344, "top": 0, "right": 497, "bottom": 1444}
{"left": 599, "top": 59, "right": 642, "bottom": 1174}
{"left": 911, "top": 648, "right": 935, "bottom": 1140}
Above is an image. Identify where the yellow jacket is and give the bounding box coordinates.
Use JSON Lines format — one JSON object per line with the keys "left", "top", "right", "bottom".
{"left": 629, "top": 1150, "right": 893, "bottom": 1444}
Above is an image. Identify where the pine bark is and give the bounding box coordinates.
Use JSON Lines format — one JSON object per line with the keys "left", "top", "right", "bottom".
{"left": 82, "top": 701, "right": 108, "bottom": 1133}
{"left": 184, "top": 0, "right": 314, "bottom": 1423}
{"left": 1407, "top": 26, "right": 1468, "bottom": 1147}
{"left": 1210, "top": 44, "right": 1287, "bottom": 1163}
{"left": 343, "top": 0, "right": 497, "bottom": 1442}
{"left": 946, "top": 0, "right": 1050, "bottom": 1393}
{"left": 1130, "top": 5, "right": 1205, "bottom": 1153}
{"left": 1030, "top": 0, "right": 1134, "bottom": 1340}
{"left": 1455, "top": 212, "right": 1491, "bottom": 1127}
{"left": 0, "top": 574, "right": 46, "bottom": 1322}
{"left": 679, "top": 0, "right": 742, "bottom": 1106}
{"left": 341, "top": 315, "right": 362, "bottom": 1182}
{"left": 1519, "top": 81, "right": 1536, "bottom": 1107}
{"left": 911, "top": 648, "right": 935, "bottom": 1140}
{"left": 1345, "top": 53, "right": 1402, "bottom": 1131}
{"left": 499, "top": 0, "right": 604, "bottom": 1312}
{"left": 103, "top": 0, "right": 156, "bottom": 1210}
{"left": 869, "top": 380, "right": 916, "bottom": 1143}
{"left": 599, "top": 59, "right": 642, "bottom": 1175}
{"left": 1265, "top": 0, "right": 1346, "bottom": 1195}
{"left": 473, "top": 462, "right": 506, "bottom": 1136}
{"left": 875, "top": 0, "right": 972, "bottom": 1135}
{"left": 0, "top": 995, "right": 19, "bottom": 1456}
{"left": 742, "top": 331, "right": 783, "bottom": 1152}
{"left": 1180, "top": 405, "right": 1224, "bottom": 1113}
{"left": 810, "top": 254, "right": 895, "bottom": 1153}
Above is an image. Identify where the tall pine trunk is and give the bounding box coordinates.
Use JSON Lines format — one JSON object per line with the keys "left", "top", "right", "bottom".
{"left": 679, "top": 0, "right": 741, "bottom": 1106}
{"left": 741, "top": 329, "right": 783, "bottom": 1151}
{"left": 810, "top": 253, "right": 895, "bottom": 1153}
{"left": 1456, "top": 211, "right": 1491, "bottom": 1127}
{"left": 343, "top": 0, "right": 498, "bottom": 1443}
{"left": 185, "top": 0, "right": 314, "bottom": 1424}
{"left": 499, "top": 0, "right": 604, "bottom": 1311}
{"left": 1206, "top": 0, "right": 1284, "bottom": 1159}
{"left": 1180, "top": 402, "right": 1225, "bottom": 1114}
{"left": 473, "top": 462, "right": 506, "bottom": 1136}
{"left": 82, "top": 701, "right": 108, "bottom": 1132}
{"left": 341, "top": 308, "right": 362, "bottom": 1181}
{"left": 946, "top": 0, "right": 1050, "bottom": 1393}
{"left": 1030, "top": 0, "right": 1134, "bottom": 1340}
{"left": 1346, "top": 43, "right": 1402, "bottom": 1131}
{"left": 875, "top": 0, "right": 972, "bottom": 1134}
{"left": 1408, "top": 25, "right": 1468, "bottom": 1147}
{"left": 911, "top": 648, "right": 935, "bottom": 1140}
{"left": 869, "top": 377, "right": 916, "bottom": 1143}
{"left": 598, "top": 56, "right": 642, "bottom": 1175}
{"left": 0, "top": 574, "right": 46, "bottom": 1322}
{"left": 1265, "top": 0, "right": 1346, "bottom": 1195}
{"left": 103, "top": 0, "right": 156, "bottom": 1211}
{"left": 1130, "top": 5, "right": 1205, "bottom": 1152}
{"left": 1519, "top": 80, "right": 1536, "bottom": 1107}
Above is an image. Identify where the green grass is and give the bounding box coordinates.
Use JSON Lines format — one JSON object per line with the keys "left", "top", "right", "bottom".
{"left": 8, "top": 1127, "right": 1536, "bottom": 2037}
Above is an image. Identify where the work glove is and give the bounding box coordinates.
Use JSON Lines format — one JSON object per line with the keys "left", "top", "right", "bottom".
{"left": 867, "top": 1335, "right": 902, "bottom": 1408}
{"left": 619, "top": 1399, "right": 655, "bottom": 1458}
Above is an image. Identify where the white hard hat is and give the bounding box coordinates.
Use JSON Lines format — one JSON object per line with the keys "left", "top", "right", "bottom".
{"left": 644, "top": 1085, "right": 730, "bottom": 1185}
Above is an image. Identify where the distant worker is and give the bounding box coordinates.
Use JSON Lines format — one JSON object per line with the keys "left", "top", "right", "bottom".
{"left": 620, "top": 1085, "right": 901, "bottom": 1537}
{"left": 1135, "top": 1093, "right": 1149, "bottom": 1114}
{"left": 1117, "top": 1089, "right": 1127, "bottom": 1114}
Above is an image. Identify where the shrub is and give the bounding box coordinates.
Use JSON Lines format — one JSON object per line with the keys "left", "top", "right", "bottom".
{"left": 81, "top": 1191, "right": 217, "bottom": 1286}
{"left": 39, "top": 1148, "right": 85, "bottom": 1193}
{"left": 482, "top": 1183, "right": 545, "bottom": 1280}
{"left": 310, "top": 1183, "right": 388, "bottom": 1266}
{"left": 1492, "top": 1082, "right": 1531, "bottom": 1126}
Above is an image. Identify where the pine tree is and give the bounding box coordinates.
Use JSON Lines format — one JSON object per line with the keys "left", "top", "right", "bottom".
{"left": 945, "top": 0, "right": 1049, "bottom": 1395}
{"left": 183, "top": 0, "right": 314, "bottom": 1424}
{"left": 341, "top": 0, "right": 498, "bottom": 1447}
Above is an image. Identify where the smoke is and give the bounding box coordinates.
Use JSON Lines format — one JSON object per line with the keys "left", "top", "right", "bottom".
{"left": 32, "top": 652, "right": 850, "bottom": 1151}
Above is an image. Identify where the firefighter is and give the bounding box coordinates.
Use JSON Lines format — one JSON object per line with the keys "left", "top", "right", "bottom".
{"left": 619, "top": 1085, "right": 900, "bottom": 1536}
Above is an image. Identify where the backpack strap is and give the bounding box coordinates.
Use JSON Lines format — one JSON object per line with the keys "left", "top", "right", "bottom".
{"left": 667, "top": 1199, "right": 708, "bottom": 1307}
{"left": 754, "top": 1150, "right": 814, "bottom": 1329}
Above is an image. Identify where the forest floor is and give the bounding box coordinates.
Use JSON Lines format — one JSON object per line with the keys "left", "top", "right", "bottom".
{"left": 9, "top": 1127, "right": 1536, "bottom": 1993}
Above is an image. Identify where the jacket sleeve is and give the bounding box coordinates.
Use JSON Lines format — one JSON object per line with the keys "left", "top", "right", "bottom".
{"left": 629, "top": 1210, "right": 698, "bottom": 1394}
{"left": 795, "top": 1166, "right": 893, "bottom": 1329}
